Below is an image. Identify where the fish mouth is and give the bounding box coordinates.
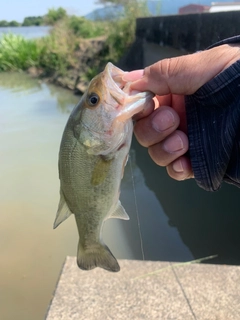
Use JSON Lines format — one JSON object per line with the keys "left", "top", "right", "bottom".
{"left": 104, "top": 62, "right": 154, "bottom": 122}
{"left": 104, "top": 62, "right": 128, "bottom": 104}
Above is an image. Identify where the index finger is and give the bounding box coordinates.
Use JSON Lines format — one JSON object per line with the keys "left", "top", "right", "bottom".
{"left": 123, "top": 44, "right": 240, "bottom": 96}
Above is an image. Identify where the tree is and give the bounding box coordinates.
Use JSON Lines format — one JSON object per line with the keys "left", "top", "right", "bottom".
{"left": 22, "top": 17, "right": 43, "bottom": 26}
{"left": 0, "top": 20, "right": 9, "bottom": 27}
{"left": 8, "top": 21, "right": 21, "bottom": 27}
{"left": 44, "top": 7, "right": 67, "bottom": 25}
{"left": 0, "top": 20, "right": 21, "bottom": 27}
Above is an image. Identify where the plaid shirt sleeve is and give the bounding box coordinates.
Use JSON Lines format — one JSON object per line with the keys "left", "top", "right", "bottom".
{"left": 185, "top": 35, "right": 240, "bottom": 191}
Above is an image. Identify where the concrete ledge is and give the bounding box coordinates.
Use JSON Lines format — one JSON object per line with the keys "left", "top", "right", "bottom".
{"left": 46, "top": 257, "right": 240, "bottom": 320}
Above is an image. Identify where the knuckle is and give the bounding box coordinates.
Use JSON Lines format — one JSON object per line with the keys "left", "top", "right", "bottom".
{"left": 158, "top": 57, "right": 179, "bottom": 79}
{"left": 148, "top": 146, "right": 170, "bottom": 167}
{"left": 134, "top": 124, "right": 151, "bottom": 147}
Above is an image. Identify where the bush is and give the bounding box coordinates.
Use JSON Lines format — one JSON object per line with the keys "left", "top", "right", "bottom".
{"left": 37, "top": 20, "right": 78, "bottom": 75}
{"left": 67, "top": 15, "right": 107, "bottom": 38}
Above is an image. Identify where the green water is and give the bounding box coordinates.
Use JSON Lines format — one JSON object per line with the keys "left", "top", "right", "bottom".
{"left": 0, "top": 73, "right": 79, "bottom": 319}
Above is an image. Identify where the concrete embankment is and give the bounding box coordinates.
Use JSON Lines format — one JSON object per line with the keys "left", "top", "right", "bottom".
{"left": 46, "top": 257, "right": 240, "bottom": 320}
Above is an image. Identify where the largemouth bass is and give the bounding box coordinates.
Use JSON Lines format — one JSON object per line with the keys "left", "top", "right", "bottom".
{"left": 54, "top": 62, "right": 153, "bottom": 272}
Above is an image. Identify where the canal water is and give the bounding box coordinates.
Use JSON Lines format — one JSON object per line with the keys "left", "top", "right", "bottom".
{"left": 1, "top": 27, "right": 240, "bottom": 320}
{"left": 0, "top": 26, "right": 51, "bottom": 39}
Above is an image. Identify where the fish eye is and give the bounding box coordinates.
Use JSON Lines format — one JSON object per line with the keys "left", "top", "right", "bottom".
{"left": 87, "top": 93, "right": 100, "bottom": 107}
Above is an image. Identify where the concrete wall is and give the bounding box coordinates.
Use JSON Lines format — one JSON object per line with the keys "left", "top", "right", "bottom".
{"left": 119, "top": 11, "right": 240, "bottom": 70}
{"left": 136, "top": 11, "right": 240, "bottom": 52}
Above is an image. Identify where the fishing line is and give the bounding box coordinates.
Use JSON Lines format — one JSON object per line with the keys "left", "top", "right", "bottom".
{"left": 129, "top": 152, "right": 145, "bottom": 261}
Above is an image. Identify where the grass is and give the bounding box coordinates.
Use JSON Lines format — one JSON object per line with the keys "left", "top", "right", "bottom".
{"left": 0, "top": 33, "right": 39, "bottom": 71}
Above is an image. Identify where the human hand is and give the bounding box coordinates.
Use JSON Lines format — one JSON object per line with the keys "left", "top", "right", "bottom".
{"left": 123, "top": 43, "right": 240, "bottom": 181}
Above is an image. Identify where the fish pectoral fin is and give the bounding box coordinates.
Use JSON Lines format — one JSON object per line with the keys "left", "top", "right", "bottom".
{"left": 91, "top": 156, "right": 113, "bottom": 186}
{"left": 110, "top": 201, "right": 129, "bottom": 220}
{"left": 53, "top": 193, "right": 72, "bottom": 229}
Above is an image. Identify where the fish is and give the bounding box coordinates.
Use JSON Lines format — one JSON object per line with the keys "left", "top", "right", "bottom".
{"left": 54, "top": 62, "right": 153, "bottom": 272}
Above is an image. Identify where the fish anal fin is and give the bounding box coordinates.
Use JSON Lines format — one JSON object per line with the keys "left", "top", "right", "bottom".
{"left": 110, "top": 201, "right": 129, "bottom": 220}
{"left": 53, "top": 192, "right": 72, "bottom": 229}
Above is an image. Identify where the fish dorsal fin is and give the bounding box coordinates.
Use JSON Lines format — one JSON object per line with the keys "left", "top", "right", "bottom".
{"left": 53, "top": 192, "right": 72, "bottom": 229}
{"left": 109, "top": 201, "right": 129, "bottom": 220}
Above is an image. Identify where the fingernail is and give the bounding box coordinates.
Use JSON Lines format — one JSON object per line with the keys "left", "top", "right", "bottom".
{"left": 152, "top": 110, "right": 175, "bottom": 132}
{"left": 173, "top": 159, "right": 184, "bottom": 173}
{"left": 163, "top": 134, "right": 183, "bottom": 153}
{"left": 122, "top": 70, "right": 144, "bottom": 82}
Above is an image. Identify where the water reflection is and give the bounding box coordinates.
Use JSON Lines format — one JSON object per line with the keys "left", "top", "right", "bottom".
{"left": 0, "top": 72, "right": 79, "bottom": 320}
{"left": 104, "top": 148, "right": 193, "bottom": 262}
{"left": 47, "top": 84, "right": 80, "bottom": 114}
{"left": 0, "top": 72, "right": 41, "bottom": 92}
{"left": 0, "top": 72, "right": 78, "bottom": 113}
{"left": 133, "top": 137, "right": 240, "bottom": 265}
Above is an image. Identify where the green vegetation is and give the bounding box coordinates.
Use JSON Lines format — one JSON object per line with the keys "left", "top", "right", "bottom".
{"left": 0, "top": 20, "right": 21, "bottom": 27}
{"left": 67, "top": 15, "right": 108, "bottom": 38}
{"left": 0, "top": 28, "right": 77, "bottom": 74}
{"left": 0, "top": 34, "right": 40, "bottom": 71}
{"left": 0, "top": 2, "right": 151, "bottom": 79}
{"left": 0, "top": 7, "right": 67, "bottom": 27}
{"left": 105, "top": 1, "right": 150, "bottom": 63}
{"left": 43, "top": 7, "right": 67, "bottom": 25}
{"left": 37, "top": 20, "right": 78, "bottom": 75}
{"left": 22, "top": 16, "right": 44, "bottom": 26}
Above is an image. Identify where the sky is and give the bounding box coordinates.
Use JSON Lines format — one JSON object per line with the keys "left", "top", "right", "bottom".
{"left": 0, "top": 0, "right": 103, "bottom": 22}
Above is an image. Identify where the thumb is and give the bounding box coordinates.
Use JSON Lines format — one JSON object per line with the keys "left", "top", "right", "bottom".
{"left": 124, "top": 44, "right": 240, "bottom": 96}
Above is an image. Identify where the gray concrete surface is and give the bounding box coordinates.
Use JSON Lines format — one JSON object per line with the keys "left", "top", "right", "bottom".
{"left": 46, "top": 257, "right": 240, "bottom": 320}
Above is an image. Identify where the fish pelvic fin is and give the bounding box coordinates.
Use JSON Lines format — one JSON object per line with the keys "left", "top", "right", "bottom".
{"left": 77, "top": 241, "right": 120, "bottom": 272}
{"left": 53, "top": 192, "right": 72, "bottom": 229}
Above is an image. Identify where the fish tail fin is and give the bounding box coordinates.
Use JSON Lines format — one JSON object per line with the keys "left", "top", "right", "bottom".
{"left": 77, "top": 241, "right": 120, "bottom": 272}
